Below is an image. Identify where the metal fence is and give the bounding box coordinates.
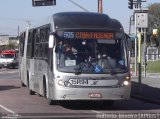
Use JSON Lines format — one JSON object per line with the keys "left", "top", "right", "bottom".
{"left": 146, "top": 47, "right": 159, "bottom": 61}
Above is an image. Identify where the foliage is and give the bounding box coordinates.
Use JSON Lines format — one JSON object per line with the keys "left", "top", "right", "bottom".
{"left": 131, "top": 60, "right": 160, "bottom": 73}
{"left": 148, "top": 3, "right": 160, "bottom": 34}
{"left": 147, "top": 3, "right": 160, "bottom": 48}
{"left": 146, "top": 60, "right": 160, "bottom": 73}
{"left": 4, "top": 42, "right": 18, "bottom": 50}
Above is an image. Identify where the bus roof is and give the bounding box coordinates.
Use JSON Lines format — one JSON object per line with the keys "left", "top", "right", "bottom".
{"left": 53, "top": 12, "right": 124, "bottom": 31}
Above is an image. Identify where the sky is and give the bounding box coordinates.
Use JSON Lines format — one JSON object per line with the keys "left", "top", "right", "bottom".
{"left": 0, "top": 0, "right": 159, "bottom": 36}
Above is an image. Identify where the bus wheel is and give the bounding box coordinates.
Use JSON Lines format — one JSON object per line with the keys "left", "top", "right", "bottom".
{"left": 12, "top": 65, "right": 15, "bottom": 69}
{"left": 20, "top": 73, "right": 25, "bottom": 87}
{"left": 29, "top": 89, "right": 35, "bottom": 95}
{"left": 43, "top": 79, "right": 53, "bottom": 105}
{"left": 21, "top": 82, "right": 25, "bottom": 87}
{"left": 47, "top": 99, "right": 54, "bottom": 105}
{"left": 27, "top": 73, "right": 35, "bottom": 95}
{"left": 102, "top": 100, "right": 114, "bottom": 107}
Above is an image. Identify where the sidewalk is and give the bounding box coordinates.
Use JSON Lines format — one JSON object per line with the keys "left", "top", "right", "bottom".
{"left": 131, "top": 73, "right": 160, "bottom": 104}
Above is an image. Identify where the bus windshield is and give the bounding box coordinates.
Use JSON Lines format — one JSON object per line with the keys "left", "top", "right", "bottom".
{"left": 55, "top": 31, "right": 128, "bottom": 74}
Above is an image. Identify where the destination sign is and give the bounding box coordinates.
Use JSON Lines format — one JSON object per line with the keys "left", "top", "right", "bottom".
{"left": 63, "top": 31, "right": 114, "bottom": 39}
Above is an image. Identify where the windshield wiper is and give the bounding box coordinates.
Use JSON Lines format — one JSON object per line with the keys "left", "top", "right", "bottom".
{"left": 110, "top": 70, "right": 117, "bottom": 75}
{"left": 75, "top": 61, "right": 95, "bottom": 75}
{"left": 75, "top": 63, "right": 84, "bottom": 75}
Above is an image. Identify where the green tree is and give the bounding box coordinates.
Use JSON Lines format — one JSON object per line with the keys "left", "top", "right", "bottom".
{"left": 147, "top": 3, "right": 160, "bottom": 47}
{"left": 148, "top": 3, "right": 160, "bottom": 34}
{"left": 4, "top": 42, "right": 17, "bottom": 49}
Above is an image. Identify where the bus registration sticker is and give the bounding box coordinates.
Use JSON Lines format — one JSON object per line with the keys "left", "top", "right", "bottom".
{"left": 65, "top": 60, "right": 76, "bottom": 66}
{"left": 88, "top": 93, "right": 102, "bottom": 98}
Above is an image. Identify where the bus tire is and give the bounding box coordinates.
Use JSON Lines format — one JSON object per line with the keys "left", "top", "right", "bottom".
{"left": 29, "top": 89, "right": 35, "bottom": 95}
{"left": 27, "top": 72, "right": 35, "bottom": 95}
{"left": 21, "top": 82, "right": 26, "bottom": 87}
{"left": 12, "top": 64, "right": 15, "bottom": 69}
{"left": 20, "top": 73, "right": 26, "bottom": 87}
{"left": 47, "top": 99, "right": 54, "bottom": 105}
{"left": 43, "top": 78, "right": 54, "bottom": 105}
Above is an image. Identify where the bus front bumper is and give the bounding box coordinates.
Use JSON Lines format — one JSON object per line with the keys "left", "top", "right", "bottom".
{"left": 52, "top": 86, "right": 131, "bottom": 101}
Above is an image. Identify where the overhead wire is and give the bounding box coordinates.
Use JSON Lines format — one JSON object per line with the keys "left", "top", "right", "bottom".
{"left": 67, "top": 0, "right": 89, "bottom": 12}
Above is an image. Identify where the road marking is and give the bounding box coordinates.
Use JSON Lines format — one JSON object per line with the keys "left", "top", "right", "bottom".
{"left": 0, "top": 105, "right": 20, "bottom": 118}
{"left": 91, "top": 110, "right": 102, "bottom": 113}
{"left": 0, "top": 105, "right": 15, "bottom": 113}
{"left": 92, "top": 110, "right": 107, "bottom": 119}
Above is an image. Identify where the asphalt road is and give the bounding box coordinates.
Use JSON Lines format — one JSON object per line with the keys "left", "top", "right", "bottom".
{"left": 1, "top": 68, "right": 160, "bottom": 119}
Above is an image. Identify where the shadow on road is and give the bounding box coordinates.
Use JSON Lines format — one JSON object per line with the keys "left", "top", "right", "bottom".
{"left": 60, "top": 101, "right": 115, "bottom": 110}
{"left": 0, "top": 85, "right": 20, "bottom": 91}
{"left": 131, "top": 81, "right": 160, "bottom": 103}
{"left": 59, "top": 99, "right": 160, "bottom": 111}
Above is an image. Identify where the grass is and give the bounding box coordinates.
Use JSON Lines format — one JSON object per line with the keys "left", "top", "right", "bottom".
{"left": 131, "top": 60, "right": 160, "bottom": 73}
{"left": 146, "top": 60, "right": 160, "bottom": 73}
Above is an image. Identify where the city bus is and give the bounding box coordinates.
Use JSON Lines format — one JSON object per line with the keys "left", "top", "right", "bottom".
{"left": 19, "top": 12, "right": 131, "bottom": 105}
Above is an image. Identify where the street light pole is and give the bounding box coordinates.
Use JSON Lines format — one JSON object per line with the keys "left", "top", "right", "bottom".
{"left": 98, "top": 0, "right": 103, "bottom": 13}
{"left": 18, "top": 26, "right": 19, "bottom": 38}
{"left": 129, "top": 15, "right": 134, "bottom": 35}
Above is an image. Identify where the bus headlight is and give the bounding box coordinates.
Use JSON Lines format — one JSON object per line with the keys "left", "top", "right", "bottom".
{"left": 125, "top": 76, "right": 130, "bottom": 80}
{"left": 58, "top": 80, "right": 71, "bottom": 87}
{"left": 123, "top": 81, "right": 129, "bottom": 86}
{"left": 58, "top": 80, "right": 64, "bottom": 86}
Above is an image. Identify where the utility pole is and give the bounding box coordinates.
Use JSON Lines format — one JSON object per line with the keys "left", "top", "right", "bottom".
{"left": 98, "top": 0, "right": 103, "bottom": 13}
{"left": 128, "top": 0, "right": 148, "bottom": 94}
{"left": 137, "top": 31, "right": 142, "bottom": 94}
{"left": 134, "top": 0, "right": 148, "bottom": 94}
{"left": 18, "top": 26, "right": 19, "bottom": 38}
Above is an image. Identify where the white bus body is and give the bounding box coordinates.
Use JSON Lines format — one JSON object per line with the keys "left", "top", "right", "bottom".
{"left": 19, "top": 12, "right": 131, "bottom": 105}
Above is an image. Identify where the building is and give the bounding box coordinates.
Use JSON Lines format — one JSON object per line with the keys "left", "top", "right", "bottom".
{"left": 0, "top": 35, "right": 19, "bottom": 51}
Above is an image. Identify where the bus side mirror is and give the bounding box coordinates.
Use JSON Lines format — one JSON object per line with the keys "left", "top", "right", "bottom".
{"left": 49, "top": 34, "right": 55, "bottom": 48}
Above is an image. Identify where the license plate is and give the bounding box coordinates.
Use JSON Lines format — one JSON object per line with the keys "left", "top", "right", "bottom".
{"left": 89, "top": 93, "right": 102, "bottom": 98}
{"left": 4, "top": 64, "right": 7, "bottom": 66}
{"left": 69, "top": 78, "right": 88, "bottom": 86}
